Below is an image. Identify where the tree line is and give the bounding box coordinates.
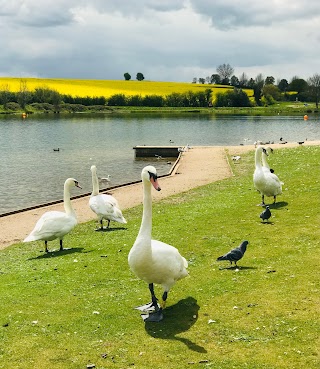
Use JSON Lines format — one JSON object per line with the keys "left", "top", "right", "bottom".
{"left": 0, "top": 84, "right": 213, "bottom": 111}
{"left": 193, "top": 63, "right": 320, "bottom": 108}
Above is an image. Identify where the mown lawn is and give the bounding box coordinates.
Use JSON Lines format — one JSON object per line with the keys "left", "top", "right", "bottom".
{"left": 0, "top": 145, "right": 319, "bottom": 369}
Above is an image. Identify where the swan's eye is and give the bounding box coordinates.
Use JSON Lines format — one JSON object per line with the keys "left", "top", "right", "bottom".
{"left": 148, "top": 171, "right": 157, "bottom": 181}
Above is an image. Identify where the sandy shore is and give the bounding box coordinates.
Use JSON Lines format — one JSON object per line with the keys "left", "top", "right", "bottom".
{"left": 1, "top": 141, "right": 319, "bottom": 250}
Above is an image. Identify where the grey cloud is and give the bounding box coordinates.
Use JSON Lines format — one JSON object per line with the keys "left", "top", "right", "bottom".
{"left": 188, "top": 0, "right": 320, "bottom": 30}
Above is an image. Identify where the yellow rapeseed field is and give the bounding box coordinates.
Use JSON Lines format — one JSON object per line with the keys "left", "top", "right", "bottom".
{"left": 0, "top": 77, "right": 252, "bottom": 98}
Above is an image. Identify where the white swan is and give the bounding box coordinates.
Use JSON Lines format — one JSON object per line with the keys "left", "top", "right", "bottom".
{"left": 253, "top": 146, "right": 283, "bottom": 206}
{"left": 89, "top": 165, "right": 126, "bottom": 230}
{"left": 23, "top": 178, "right": 81, "bottom": 252}
{"left": 128, "top": 165, "right": 188, "bottom": 322}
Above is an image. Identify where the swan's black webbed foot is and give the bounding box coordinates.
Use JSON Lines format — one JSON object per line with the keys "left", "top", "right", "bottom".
{"left": 141, "top": 308, "right": 164, "bottom": 322}
{"left": 135, "top": 301, "right": 160, "bottom": 313}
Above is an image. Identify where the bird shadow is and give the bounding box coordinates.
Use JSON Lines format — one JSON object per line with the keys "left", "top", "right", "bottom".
{"left": 260, "top": 221, "right": 274, "bottom": 225}
{"left": 28, "top": 247, "right": 86, "bottom": 260}
{"left": 94, "top": 227, "right": 127, "bottom": 232}
{"left": 144, "top": 296, "right": 207, "bottom": 353}
{"left": 218, "top": 265, "right": 257, "bottom": 271}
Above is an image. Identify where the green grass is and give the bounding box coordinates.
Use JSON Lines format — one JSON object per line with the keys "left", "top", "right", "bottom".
{"left": 1, "top": 146, "right": 319, "bottom": 369}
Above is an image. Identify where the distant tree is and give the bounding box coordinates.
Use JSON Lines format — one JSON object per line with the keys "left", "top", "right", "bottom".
{"left": 124, "top": 72, "right": 131, "bottom": 81}
{"left": 136, "top": 73, "right": 145, "bottom": 81}
{"left": 210, "top": 74, "right": 221, "bottom": 84}
{"left": 192, "top": 77, "right": 197, "bottom": 83}
{"left": 205, "top": 76, "right": 210, "bottom": 84}
{"left": 0, "top": 83, "right": 11, "bottom": 107}
{"left": 107, "top": 94, "right": 127, "bottom": 106}
{"left": 17, "top": 79, "right": 31, "bottom": 109}
{"left": 262, "top": 84, "right": 281, "bottom": 102}
{"left": 265, "top": 76, "right": 275, "bottom": 85}
{"left": 308, "top": 73, "right": 320, "bottom": 109}
{"left": 214, "top": 88, "right": 251, "bottom": 107}
{"left": 216, "top": 63, "right": 234, "bottom": 85}
{"left": 278, "top": 79, "right": 289, "bottom": 92}
{"left": 198, "top": 78, "right": 205, "bottom": 84}
{"left": 239, "top": 73, "right": 248, "bottom": 88}
{"left": 247, "top": 78, "right": 255, "bottom": 88}
{"left": 230, "top": 75, "right": 240, "bottom": 87}
{"left": 289, "top": 77, "right": 308, "bottom": 93}
{"left": 253, "top": 73, "right": 264, "bottom": 105}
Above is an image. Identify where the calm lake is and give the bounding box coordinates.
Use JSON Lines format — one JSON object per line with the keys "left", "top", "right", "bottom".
{"left": 1, "top": 113, "right": 319, "bottom": 215}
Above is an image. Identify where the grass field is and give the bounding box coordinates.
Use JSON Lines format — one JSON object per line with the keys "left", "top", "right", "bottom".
{"left": 0, "top": 77, "right": 253, "bottom": 99}
{"left": 0, "top": 146, "right": 319, "bottom": 369}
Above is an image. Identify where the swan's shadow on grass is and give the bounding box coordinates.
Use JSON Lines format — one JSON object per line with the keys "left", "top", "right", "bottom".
{"left": 28, "top": 247, "right": 87, "bottom": 260}
{"left": 266, "top": 201, "right": 288, "bottom": 209}
{"left": 144, "top": 296, "right": 207, "bottom": 353}
{"left": 94, "top": 227, "right": 127, "bottom": 232}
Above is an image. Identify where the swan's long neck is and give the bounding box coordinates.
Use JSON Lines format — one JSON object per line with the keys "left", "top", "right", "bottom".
{"left": 261, "top": 153, "right": 269, "bottom": 168}
{"left": 138, "top": 180, "right": 153, "bottom": 239}
{"left": 63, "top": 183, "right": 76, "bottom": 218}
{"left": 255, "top": 148, "right": 263, "bottom": 169}
{"left": 91, "top": 169, "right": 99, "bottom": 196}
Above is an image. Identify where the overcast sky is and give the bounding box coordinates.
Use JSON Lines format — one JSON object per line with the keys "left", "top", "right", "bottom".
{"left": 1, "top": 0, "right": 319, "bottom": 83}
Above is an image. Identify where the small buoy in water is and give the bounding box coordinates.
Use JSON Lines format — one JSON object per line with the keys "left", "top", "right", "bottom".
{"left": 22, "top": 112, "right": 27, "bottom": 118}
{"left": 304, "top": 114, "right": 308, "bottom": 120}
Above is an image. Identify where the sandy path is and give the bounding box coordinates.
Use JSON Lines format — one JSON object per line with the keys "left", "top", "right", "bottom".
{"left": 0, "top": 141, "right": 318, "bottom": 250}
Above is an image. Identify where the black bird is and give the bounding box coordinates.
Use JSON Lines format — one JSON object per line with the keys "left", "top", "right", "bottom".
{"left": 217, "top": 240, "right": 249, "bottom": 266}
{"left": 260, "top": 205, "right": 271, "bottom": 222}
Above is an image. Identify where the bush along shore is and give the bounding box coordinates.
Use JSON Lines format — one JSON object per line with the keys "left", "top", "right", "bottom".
{"left": 0, "top": 104, "right": 319, "bottom": 116}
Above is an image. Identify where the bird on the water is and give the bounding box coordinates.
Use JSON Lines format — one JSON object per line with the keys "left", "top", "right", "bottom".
{"left": 217, "top": 240, "right": 249, "bottom": 266}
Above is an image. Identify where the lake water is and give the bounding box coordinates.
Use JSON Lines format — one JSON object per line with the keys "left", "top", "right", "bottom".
{"left": 1, "top": 113, "right": 319, "bottom": 215}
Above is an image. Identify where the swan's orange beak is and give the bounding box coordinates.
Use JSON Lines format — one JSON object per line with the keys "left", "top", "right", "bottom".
{"left": 151, "top": 177, "right": 161, "bottom": 191}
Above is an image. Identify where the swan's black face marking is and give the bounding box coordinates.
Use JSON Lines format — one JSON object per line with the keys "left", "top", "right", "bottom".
{"left": 262, "top": 148, "right": 268, "bottom": 156}
{"left": 148, "top": 171, "right": 158, "bottom": 181}
{"left": 74, "top": 180, "right": 82, "bottom": 189}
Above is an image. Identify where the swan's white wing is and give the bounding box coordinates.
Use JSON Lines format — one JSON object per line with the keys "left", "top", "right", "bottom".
{"left": 90, "top": 195, "right": 114, "bottom": 216}
{"left": 90, "top": 194, "right": 126, "bottom": 223}
{"left": 24, "top": 211, "right": 77, "bottom": 241}
{"left": 150, "top": 240, "right": 188, "bottom": 284}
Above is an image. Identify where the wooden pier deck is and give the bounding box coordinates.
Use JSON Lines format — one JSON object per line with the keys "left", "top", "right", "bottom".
{"left": 133, "top": 145, "right": 182, "bottom": 158}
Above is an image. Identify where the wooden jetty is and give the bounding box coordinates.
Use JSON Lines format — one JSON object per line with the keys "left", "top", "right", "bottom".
{"left": 133, "top": 145, "right": 182, "bottom": 158}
